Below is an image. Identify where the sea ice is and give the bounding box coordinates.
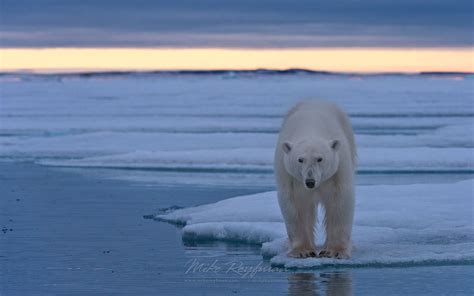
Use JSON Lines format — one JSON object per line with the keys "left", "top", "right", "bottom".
{"left": 38, "top": 147, "right": 473, "bottom": 173}
{"left": 157, "top": 180, "right": 474, "bottom": 268}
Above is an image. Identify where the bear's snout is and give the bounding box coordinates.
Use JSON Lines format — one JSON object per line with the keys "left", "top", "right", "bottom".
{"left": 304, "top": 178, "right": 316, "bottom": 189}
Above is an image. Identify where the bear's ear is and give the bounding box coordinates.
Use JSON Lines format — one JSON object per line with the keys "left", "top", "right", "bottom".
{"left": 282, "top": 141, "right": 292, "bottom": 153}
{"left": 330, "top": 139, "right": 340, "bottom": 151}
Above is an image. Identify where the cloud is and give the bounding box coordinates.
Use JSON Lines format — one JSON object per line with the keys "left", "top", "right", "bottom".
{"left": 1, "top": 0, "right": 472, "bottom": 47}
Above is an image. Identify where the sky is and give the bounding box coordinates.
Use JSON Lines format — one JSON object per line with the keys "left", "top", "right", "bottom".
{"left": 0, "top": 0, "right": 473, "bottom": 72}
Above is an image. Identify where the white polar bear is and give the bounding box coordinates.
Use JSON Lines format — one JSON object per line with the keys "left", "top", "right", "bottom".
{"left": 274, "top": 100, "right": 356, "bottom": 259}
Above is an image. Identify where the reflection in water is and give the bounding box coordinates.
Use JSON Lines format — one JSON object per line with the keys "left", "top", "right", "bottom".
{"left": 288, "top": 273, "right": 320, "bottom": 296}
{"left": 322, "top": 271, "right": 353, "bottom": 296}
{"left": 288, "top": 271, "right": 352, "bottom": 296}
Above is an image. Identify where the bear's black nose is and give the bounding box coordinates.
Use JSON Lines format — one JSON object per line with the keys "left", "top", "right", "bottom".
{"left": 305, "top": 179, "right": 316, "bottom": 188}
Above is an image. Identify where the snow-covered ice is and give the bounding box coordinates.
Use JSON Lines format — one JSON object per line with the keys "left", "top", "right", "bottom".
{"left": 39, "top": 147, "right": 473, "bottom": 173}
{"left": 1, "top": 75, "right": 473, "bottom": 174}
{"left": 157, "top": 180, "right": 474, "bottom": 268}
{"left": 1, "top": 73, "right": 473, "bottom": 269}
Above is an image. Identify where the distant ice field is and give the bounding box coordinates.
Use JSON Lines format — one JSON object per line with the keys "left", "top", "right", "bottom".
{"left": 38, "top": 147, "right": 473, "bottom": 174}
{"left": 1, "top": 74, "right": 473, "bottom": 181}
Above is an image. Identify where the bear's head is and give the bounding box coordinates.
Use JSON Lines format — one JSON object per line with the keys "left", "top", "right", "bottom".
{"left": 281, "top": 138, "right": 340, "bottom": 190}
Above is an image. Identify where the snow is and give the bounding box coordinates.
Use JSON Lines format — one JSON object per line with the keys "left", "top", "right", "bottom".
{"left": 157, "top": 180, "right": 474, "bottom": 268}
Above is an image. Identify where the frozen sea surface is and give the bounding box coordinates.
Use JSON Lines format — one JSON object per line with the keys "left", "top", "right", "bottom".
{"left": 1, "top": 74, "right": 473, "bottom": 183}
{"left": 1, "top": 73, "right": 473, "bottom": 294}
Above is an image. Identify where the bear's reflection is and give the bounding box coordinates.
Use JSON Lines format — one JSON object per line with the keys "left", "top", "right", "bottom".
{"left": 287, "top": 271, "right": 352, "bottom": 296}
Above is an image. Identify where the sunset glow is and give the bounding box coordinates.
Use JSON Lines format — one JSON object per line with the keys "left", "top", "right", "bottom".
{"left": 1, "top": 48, "right": 472, "bottom": 73}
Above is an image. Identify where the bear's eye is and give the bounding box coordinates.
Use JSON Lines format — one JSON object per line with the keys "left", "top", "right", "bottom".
{"left": 298, "top": 157, "right": 304, "bottom": 163}
{"left": 317, "top": 157, "right": 323, "bottom": 162}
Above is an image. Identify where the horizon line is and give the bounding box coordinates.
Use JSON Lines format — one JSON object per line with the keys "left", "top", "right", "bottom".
{"left": 1, "top": 47, "right": 473, "bottom": 73}
{"left": 1, "top": 68, "right": 473, "bottom": 76}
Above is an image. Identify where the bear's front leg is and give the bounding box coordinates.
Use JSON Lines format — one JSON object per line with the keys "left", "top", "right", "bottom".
{"left": 320, "top": 187, "right": 354, "bottom": 259}
{"left": 278, "top": 191, "right": 317, "bottom": 258}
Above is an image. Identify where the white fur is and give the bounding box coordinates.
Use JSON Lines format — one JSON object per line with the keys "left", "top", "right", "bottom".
{"left": 274, "top": 100, "right": 356, "bottom": 259}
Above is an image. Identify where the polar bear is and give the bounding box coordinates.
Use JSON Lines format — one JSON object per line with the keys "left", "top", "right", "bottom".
{"left": 274, "top": 100, "right": 356, "bottom": 259}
